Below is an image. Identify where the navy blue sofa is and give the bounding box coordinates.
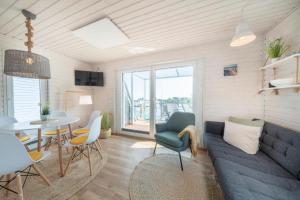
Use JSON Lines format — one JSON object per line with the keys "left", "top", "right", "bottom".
{"left": 204, "top": 121, "right": 300, "bottom": 200}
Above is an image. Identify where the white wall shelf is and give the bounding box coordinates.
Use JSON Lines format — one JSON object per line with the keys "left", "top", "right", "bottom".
{"left": 258, "top": 84, "right": 300, "bottom": 94}
{"left": 259, "top": 53, "right": 300, "bottom": 70}
{"left": 259, "top": 53, "right": 300, "bottom": 95}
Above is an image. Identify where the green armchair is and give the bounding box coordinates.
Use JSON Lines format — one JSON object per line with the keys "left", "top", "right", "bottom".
{"left": 153, "top": 112, "right": 195, "bottom": 171}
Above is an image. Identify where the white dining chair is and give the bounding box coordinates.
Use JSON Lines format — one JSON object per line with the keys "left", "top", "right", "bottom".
{"left": 0, "top": 116, "right": 37, "bottom": 146}
{"left": 64, "top": 115, "right": 103, "bottom": 176}
{"left": 43, "top": 111, "right": 70, "bottom": 151}
{"left": 72, "top": 111, "right": 101, "bottom": 136}
{"left": 0, "top": 133, "right": 51, "bottom": 200}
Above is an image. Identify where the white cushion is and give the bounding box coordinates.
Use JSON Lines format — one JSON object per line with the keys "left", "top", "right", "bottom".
{"left": 223, "top": 120, "right": 262, "bottom": 154}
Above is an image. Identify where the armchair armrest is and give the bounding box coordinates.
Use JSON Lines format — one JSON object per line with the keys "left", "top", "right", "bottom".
{"left": 205, "top": 121, "right": 225, "bottom": 136}
{"left": 155, "top": 123, "right": 167, "bottom": 133}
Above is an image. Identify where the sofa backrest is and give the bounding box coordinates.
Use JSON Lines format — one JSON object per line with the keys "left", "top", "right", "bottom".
{"left": 166, "top": 112, "right": 195, "bottom": 132}
{"left": 260, "top": 122, "right": 300, "bottom": 179}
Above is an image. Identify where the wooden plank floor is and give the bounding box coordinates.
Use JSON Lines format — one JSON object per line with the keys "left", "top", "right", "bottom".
{"left": 69, "top": 135, "right": 208, "bottom": 200}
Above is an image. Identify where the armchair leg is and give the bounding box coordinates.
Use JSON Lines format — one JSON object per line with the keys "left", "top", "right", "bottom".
{"left": 153, "top": 142, "right": 157, "bottom": 155}
{"left": 178, "top": 152, "right": 183, "bottom": 171}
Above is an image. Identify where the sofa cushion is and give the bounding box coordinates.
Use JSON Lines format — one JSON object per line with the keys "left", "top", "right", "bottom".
{"left": 224, "top": 120, "right": 262, "bottom": 154}
{"left": 229, "top": 116, "right": 264, "bottom": 127}
{"left": 214, "top": 158, "right": 300, "bottom": 200}
{"left": 260, "top": 123, "right": 300, "bottom": 178}
{"left": 155, "top": 131, "right": 183, "bottom": 148}
{"left": 205, "top": 133, "right": 294, "bottom": 179}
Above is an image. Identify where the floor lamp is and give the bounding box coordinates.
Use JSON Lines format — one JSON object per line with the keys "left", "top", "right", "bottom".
{"left": 64, "top": 91, "right": 93, "bottom": 111}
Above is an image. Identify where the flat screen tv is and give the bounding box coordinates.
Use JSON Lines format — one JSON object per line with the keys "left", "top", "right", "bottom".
{"left": 75, "top": 70, "right": 104, "bottom": 86}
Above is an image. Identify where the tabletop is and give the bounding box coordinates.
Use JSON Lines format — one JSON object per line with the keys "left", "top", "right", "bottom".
{"left": 0, "top": 116, "right": 80, "bottom": 132}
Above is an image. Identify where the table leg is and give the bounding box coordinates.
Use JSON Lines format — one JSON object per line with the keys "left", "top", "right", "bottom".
{"left": 68, "top": 124, "right": 73, "bottom": 139}
{"left": 56, "top": 128, "right": 64, "bottom": 177}
{"left": 37, "top": 128, "right": 42, "bottom": 152}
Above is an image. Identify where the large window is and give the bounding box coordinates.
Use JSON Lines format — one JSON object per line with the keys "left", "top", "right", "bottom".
{"left": 7, "top": 77, "right": 47, "bottom": 122}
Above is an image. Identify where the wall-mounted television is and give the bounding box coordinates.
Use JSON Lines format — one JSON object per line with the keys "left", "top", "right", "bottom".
{"left": 75, "top": 70, "right": 104, "bottom": 86}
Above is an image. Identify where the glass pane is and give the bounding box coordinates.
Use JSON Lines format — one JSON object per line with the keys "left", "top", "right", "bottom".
{"left": 155, "top": 66, "right": 193, "bottom": 123}
{"left": 122, "top": 71, "right": 150, "bottom": 133}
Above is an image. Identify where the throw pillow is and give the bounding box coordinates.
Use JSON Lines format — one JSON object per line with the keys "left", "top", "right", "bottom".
{"left": 224, "top": 120, "right": 263, "bottom": 154}
{"left": 229, "top": 116, "right": 264, "bottom": 127}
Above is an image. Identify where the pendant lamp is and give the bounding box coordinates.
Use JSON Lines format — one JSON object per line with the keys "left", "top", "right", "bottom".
{"left": 230, "top": 2, "right": 256, "bottom": 47}
{"left": 4, "top": 9, "right": 51, "bottom": 79}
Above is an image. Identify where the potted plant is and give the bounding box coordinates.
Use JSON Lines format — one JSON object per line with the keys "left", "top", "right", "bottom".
{"left": 41, "top": 103, "right": 50, "bottom": 121}
{"left": 100, "top": 112, "right": 112, "bottom": 139}
{"left": 266, "top": 38, "right": 288, "bottom": 63}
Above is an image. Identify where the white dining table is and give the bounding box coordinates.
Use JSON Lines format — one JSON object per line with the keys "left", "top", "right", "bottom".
{"left": 0, "top": 116, "right": 80, "bottom": 177}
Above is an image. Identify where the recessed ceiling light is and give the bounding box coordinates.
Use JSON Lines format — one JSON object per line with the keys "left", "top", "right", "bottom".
{"left": 72, "top": 18, "right": 129, "bottom": 49}
{"left": 127, "top": 47, "right": 156, "bottom": 54}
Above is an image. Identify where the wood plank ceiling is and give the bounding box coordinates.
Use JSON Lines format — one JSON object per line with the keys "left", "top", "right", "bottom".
{"left": 0, "top": 0, "right": 299, "bottom": 64}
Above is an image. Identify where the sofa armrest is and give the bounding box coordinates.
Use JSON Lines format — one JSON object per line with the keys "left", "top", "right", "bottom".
{"left": 155, "top": 123, "right": 167, "bottom": 133}
{"left": 205, "top": 121, "right": 225, "bottom": 136}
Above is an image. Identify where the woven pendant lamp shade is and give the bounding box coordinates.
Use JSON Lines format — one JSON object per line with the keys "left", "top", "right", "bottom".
{"left": 4, "top": 49, "right": 51, "bottom": 79}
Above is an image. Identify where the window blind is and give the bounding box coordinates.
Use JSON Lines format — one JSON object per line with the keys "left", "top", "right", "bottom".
{"left": 12, "top": 77, "right": 41, "bottom": 122}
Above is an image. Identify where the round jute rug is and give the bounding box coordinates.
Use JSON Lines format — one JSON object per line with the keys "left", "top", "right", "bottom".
{"left": 129, "top": 154, "right": 222, "bottom": 200}
{"left": 1, "top": 147, "right": 107, "bottom": 200}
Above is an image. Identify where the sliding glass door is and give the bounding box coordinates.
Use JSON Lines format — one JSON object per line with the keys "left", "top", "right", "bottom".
{"left": 155, "top": 66, "right": 193, "bottom": 123}
{"left": 120, "top": 62, "right": 194, "bottom": 136}
{"left": 122, "top": 70, "right": 151, "bottom": 133}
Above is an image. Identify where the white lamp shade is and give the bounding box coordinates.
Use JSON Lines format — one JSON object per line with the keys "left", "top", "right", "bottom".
{"left": 230, "top": 20, "right": 256, "bottom": 47}
{"left": 79, "top": 95, "right": 93, "bottom": 105}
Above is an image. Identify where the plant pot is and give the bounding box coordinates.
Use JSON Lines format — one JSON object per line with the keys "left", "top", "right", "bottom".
{"left": 101, "top": 128, "right": 111, "bottom": 139}
{"left": 40, "top": 115, "right": 49, "bottom": 121}
{"left": 271, "top": 58, "right": 280, "bottom": 63}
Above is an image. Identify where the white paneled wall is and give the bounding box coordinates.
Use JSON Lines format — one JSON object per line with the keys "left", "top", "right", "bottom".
{"left": 264, "top": 8, "right": 300, "bottom": 131}
{"left": 93, "top": 36, "right": 265, "bottom": 138}
{"left": 0, "top": 35, "right": 93, "bottom": 126}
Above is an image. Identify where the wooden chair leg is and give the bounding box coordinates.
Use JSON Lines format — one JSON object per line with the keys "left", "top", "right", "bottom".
{"left": 94, "top": 142, "right": 103, "bottom": 159}
{"left": 87, "top": 145, "right": 92, "bottom": 176}
{"left": 5, "top": 174, "right": 11, "bottom": 197}
{"left": 24, "top": 144, "right": 31, "bottom": 152}
{"left": 96, "top": 139, "right": 103, "bottom": 150}
{"left": 63, "top": 135, "right": 69, "bottom": 153}
{"left": 80, "top": 145, "right": 83, "bottom": 160}
{"left": 64, "top": 147, "right": 76, "bottom": 176}
{"left": 44, "top": 137, "right": 52, "bottom": 151}
{"left": 32, "top": 164, "right": 51, "bottom": 186}
{"left": 16, "top": 173, "right": 24, "bottom": 200}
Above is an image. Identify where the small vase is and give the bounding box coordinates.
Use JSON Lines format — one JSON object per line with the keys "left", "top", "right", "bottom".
{"left": 100, "top": 128, "right": 112, "bottom": 139}
{"left": 271, "top": 58, "right": 280, "bottom": 63}
{"left": 41, "top": 115, "right": 49, "bottom": 121}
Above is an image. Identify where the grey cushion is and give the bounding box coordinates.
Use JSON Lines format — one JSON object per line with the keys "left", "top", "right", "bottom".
{"left": 214, "top": 158, "right": 300, "bottom": 200}
{"left": 155, "top": 131, "right": 183, "bottom": 148}
{"left": 205, "top": 133, "right": 294, "bottom": 179}
{"left": 260, "top": 122, "right": 300, "bottom": 178}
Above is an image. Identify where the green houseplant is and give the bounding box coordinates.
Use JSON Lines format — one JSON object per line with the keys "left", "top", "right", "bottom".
{"left": 266, "top": 38, "right": 288, "bottom": 63}
{"left": 41, "top": 103, "right": 50, "bottom": 121}
{"left": 101, "top": 112, "right": 112, "bottom": 139}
